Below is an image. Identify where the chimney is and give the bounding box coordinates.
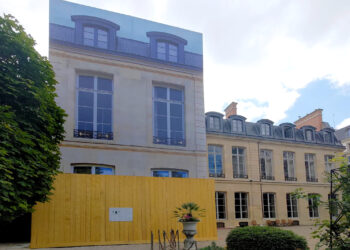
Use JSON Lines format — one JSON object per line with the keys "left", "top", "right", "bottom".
{"left": 294, "top": 109, "right": 323, "bottom": 131}
{"left": 224, "top": 102, "right": 237, "bottom": 118}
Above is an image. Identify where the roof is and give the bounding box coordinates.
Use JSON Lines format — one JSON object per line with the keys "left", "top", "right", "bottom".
{"left": 335, "top": 125, "right": 350, "bottom": 141}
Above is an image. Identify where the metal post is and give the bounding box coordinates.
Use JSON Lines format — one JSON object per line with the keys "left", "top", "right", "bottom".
{"left": 329, "top": 169, "right": 333, "bottom": 250}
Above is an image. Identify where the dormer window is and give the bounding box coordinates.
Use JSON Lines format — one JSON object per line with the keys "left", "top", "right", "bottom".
{"left": 147, "top": 32, "right": 187, "bottom": 64}
{"left": 83, "top": 26, "right": 108, "bottom": 49}
{"left": 324, "top": 131, "right": 332, "bottom": 143}
{"left": 156, "top": 42, "right": 178, "bottom": 62}
{"left": 305, "top": 129, "right": 313, "bottom": 141}
{"left": 284, "top": 127, "right": 293, "bottom": 138}
{"left": 209, "top": 116, "right": 220, "bottom": 130}
{"left": 232, "top": 119, "right": 243, "bottom": 132}
{"left": 261, "top": 123, "right": 271, "bottom": 136}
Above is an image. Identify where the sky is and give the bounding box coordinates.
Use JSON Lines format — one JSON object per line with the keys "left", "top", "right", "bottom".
{"left": 1, "top": 0, "right": 350, "bottom": 129}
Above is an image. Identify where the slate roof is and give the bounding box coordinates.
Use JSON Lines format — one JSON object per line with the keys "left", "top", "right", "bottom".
{"left": 335, "top": 125, "right": 350, "bottom": 141}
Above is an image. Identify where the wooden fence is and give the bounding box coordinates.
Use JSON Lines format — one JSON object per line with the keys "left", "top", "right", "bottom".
{"left": 30, "top": 174, "right": 217, "bottom": 248}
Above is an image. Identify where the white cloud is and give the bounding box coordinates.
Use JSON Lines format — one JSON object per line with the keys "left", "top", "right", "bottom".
{"left": 1, "top": 0, "right": 349, "bottom": 123}
{"left": 336, "top": 118, "right": 350, "bottom": 129}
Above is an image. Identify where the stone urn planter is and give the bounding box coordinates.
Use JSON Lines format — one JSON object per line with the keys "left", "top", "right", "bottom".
{"left": 181, "top": 221, "right": 198, "bottom": 250}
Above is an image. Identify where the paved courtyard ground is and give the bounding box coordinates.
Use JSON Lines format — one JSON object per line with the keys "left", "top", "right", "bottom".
{"left": 0, "top": 225, "right": 323, "bottom": 250}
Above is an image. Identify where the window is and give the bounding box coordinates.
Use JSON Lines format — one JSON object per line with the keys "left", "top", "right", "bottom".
{"left": 232, "top": 119, "right": 243, "bottom": 132}
{"left": 72, "top": 165, "right": 114, "bottom": 175}
{"left": 261, "top": 123, "right": 271, "bottom": 136}
{"left": 305, "top": 154, "right": 317, "bottom": 182}
{"left": 263, "top": 193, "right": 276, "bottom": 218}
{"left": 305, "top": 129, "right": 313, "bottom": 141}
{"left": 286, "top": 193, "right": 298, "bottom": 218}
{"left": 325, "top": 155, "right": 334, "bottom": 172}
{"left": 324, "top": 131, "right": 332, "bottom": 143}
{"left": 283, "top": 152, "right": 296, "bottom": 181}
{"left": 328, "top": 194, "right": 339, "bottom": 218}
{"left": 284, "top": 127, "right": 293, "bottom": 139}
{"left": 152, "top": 169, "right": 188, "bottom": 178}
{"left": 308, "top": 194, "right": 319, "bottom": 218}
{"left": 75, "top": 75, "right": 113, "bottom": 140}
{"left": 215, "top": 192, "right": 226, "bottom": 219}
{"left": 156, "top": 41, "right": 178, "bottom": 62}
{"left": 208, "top": 145, "right": 224, "bottom": 177}
{"left": 260, "top": 149, "right": 274, "bottom": 180}
{"left": 235, "top": 192, "right": 248, "bottom": 219}
{"left": 209, "top": 116, "right": 220, "bottom": 130}
{"left": 232, "top": 147, "right": 247, "bottom": 178}
{"left": 83, "top": 26, "right": 108, "bottom": 49}
{"left": 153, "top": 86, "right": 184, "bottom": 146}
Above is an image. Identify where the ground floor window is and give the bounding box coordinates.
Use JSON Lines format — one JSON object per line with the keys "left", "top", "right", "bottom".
{"left": 215, "top": 192, "right": 226, "bottom": 219}
{"left": 308, "top": 194, "right": 319, "bottom": 218}
{"left": 72, "top": 165, "right": 114, "bottom": 175}
{"left": 235, "top": 192, "right": 248, "bottom": 219}
{"left": 152, "top": 169, "right": 188, "bottom": 178}
{"left": 286, "top": 193, "right": 298, "bottom": 218}
{"left": 263, "top": 193, "right": 276, "bottom": 218}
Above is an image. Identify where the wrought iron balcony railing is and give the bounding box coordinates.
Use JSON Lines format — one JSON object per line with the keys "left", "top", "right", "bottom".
{"left": 233, "top": 174, "right": 248, "bottom": 179}
{"left": 153, "top": 136, "right": 186, "bottom": 146}
{"left": 285, "top": 176, "right": 297, "bottom": 181}
{"left": 74, "top": 129, "right": 113, "bottom": 140}
{"left": 261, "top": 175, "right": 275, "bottom": 180}
{"left": 306, "top": 177, "right": 318, "bottom": 182}
{"left": 209, "top": 173, "right": 225, "bottom": 178}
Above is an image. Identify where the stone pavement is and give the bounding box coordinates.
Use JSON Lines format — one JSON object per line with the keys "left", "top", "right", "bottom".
{"left": 0, "top": 226, "right": 322, "bottom": 250}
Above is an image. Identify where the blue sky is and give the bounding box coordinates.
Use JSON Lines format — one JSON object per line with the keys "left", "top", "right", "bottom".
{"left": 1, "top": 0, "right": 350, "bottom": 129}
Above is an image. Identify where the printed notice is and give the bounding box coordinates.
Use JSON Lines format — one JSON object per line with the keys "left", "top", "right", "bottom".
{"left": 109, "top": 208, "right": 133, "bottom": 221}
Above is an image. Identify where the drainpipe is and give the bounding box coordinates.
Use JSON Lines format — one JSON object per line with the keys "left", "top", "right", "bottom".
{"left": 257, "top": 141, "right": 264, "bottom": 223}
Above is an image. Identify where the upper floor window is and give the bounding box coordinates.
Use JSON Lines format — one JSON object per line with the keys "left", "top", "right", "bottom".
{"left": 72, "top": 165, "right": 114, "bottom": 175}
{"left": 308, "top": 194, "right": 319, "bottom": 218}
{"left": 260, "top": 149, "right": 274, "bottom": 180}
{"left": 232, "top": 119, "right": 243, "bottom": 132}
{"left": 305, "top": 129, "right": 313, "bottom": 141}
{"left": 284, "top": 127, "right": 293, "bottom": 139}
{"left": 283, "top": 151, "right": 296, "bottom": 181}
{"left": 153, "top": 86, "right": 184, "bottom": 146}
{"left": 215, "top": 192, "right": 226, "bottom": 219}
{"left": 156, "top": 42, "right": 178, "bottom": 62}
{"left": 83, "top": 26, "right": 108, "bottom": 49}
{"left": 235, "top": 192, "right": 248, "bottom": 219}
{"left": 305, "top": 154, "right": 317, "bottom": 182}
{"left": 152, "top": 169, "right": 188, "bottom": 178}
{"left": 209, "top": 116, "right": 220, "bottom": 130}
{"left": 263, "top": 193, "right": 276, "bottom": 218}
{"left": 286, "top": 193, "right": 298, "bottom": 218}
{"left": 325, "top": 155, "right": 334, "bottom": 173}
{"left": 75, "top": 75, "right": 113, "bottom": 140}
{"left": 232, "top": 147, "right": 247, "bottom": 178}
{"left": 324, "top": 131, "right": 332, "bottom": 143}
{"left": 208, "top": 145, "right": 224, "bottom": 178}
{"left": 261, "top": 123, "right": 271, "bottom": 136}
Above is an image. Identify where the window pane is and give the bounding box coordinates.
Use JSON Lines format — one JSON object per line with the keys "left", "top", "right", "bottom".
{"left": 170, "top": 103, "right": 182, "bottom": 117}
{"left": 78, "top": 91, "right": 94, "bottom": 107}
{"left": 156, "top": 116, "right": 167, "bottom": 130}
{"left": 78, "top": 107, "right": 93, "bottom": 122}
{"left": 97, "top": 78, "right": 112, "bottom": 91}
{"left": 97, "top": 93, "right": 112, "bottom": 108}
{"left": 83, "top": 26, "right": 94, "bottom": 46}
{"left": 172, "top": 171, "right": 188, "bottom": 178}
{"left": 97, "top": 109, "right": 112, "bottom": 123}
{"left": 157, "top": 42, "right": 166, "bottom": 60}
{"left": 78, "top": 122, "right": 93, "bottom": 131}
{"left": 79, "top": 75, "right": 94, "bottom": 89}
{"left": 153, "top": 170, "right": 169, "bottom": 177}
{"left": 170, "top": 117, "right": 182, "bottom": 131}
{"left": 95, "top": 167, "right": 113, "bottom": 175}
{"left": 170, "top": 89, "right": 183, "bottom": 102}
{"left": 155, "top": 101, "right": 167, "bottom": 115}
{"left": 74, "top": 166, "right": 92, "bottom": 174}
{"left": 154, "top": 87, "right": 167, "bottom": 99}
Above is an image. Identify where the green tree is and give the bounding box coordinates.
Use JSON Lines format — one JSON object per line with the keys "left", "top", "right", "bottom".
{"left": 292, "top": 156, "right": 350, "bottom": 249}
{"left": 0, "top": 14, "right": 65, "bottom": 222}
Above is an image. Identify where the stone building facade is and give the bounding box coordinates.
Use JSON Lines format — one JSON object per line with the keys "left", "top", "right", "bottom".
{"left": 206, "top": 103, "right": 344, "bottom": 227}
{"left": 49, "top": 0, "right": 207, "bottom": 178}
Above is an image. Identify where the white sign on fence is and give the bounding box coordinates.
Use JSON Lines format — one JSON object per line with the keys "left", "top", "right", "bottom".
{"left": 109, "top": 208, "right": 133, "bottom": 222}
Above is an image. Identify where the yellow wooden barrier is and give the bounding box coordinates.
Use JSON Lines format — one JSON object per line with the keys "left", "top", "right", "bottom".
{"left": 30, "top": 174, "right": 217, "bottom": 248}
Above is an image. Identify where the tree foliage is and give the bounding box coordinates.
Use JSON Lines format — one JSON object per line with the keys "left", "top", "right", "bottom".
{"left": 0, "top": 14, "right": 65, "bottom": 222}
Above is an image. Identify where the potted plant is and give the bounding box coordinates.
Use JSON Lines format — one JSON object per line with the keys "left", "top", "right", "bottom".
{"left": 173, "top": 202, "right": 205, "bottom": 231}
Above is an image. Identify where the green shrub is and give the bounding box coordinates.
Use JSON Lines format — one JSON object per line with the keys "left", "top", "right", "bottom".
{"left": 200, "top": 241, "right": 224, "bottom": 250}
{"left": 226, "top": 226, "right": 308, "bottom": 250}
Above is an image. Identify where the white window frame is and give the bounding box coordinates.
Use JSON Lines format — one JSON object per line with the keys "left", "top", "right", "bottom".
{"left": 156, "top": 41, "right": 178, "bottom": 62}
{"left": 263, "top": 193, "right": 276, "bottom": 219}
{"left": 76, "top": 75, "right": 113, "bottom": 133}
{"left": 153, "top": 86, "right": 185, "bottom": 145}
{"left": 235, "top": 192, "right": 249, "bottom": 219}
{"left": 260, "top": 149, "right": 274, "bottom": 179}
{"left": 232, "top": 147, "right": 246, "bottom": 178}
{"left": 209, "top": 116, "right": 220, "bottom": 130}
{"left": 308, "top": 194, "right": 319, "bottom": 218}
{"left": 232, "top": 119, "right": 243, "bottom": 132}
{"left": 151, "top": 169, "right": 188, "bottom": 178}
{"left": 83, "top": 26, "right": 108, "bottom": 49}
{"left": 71, "top": 165, "right": 115, "bottom": 175}
{"left": 286, "top": 193, "right": 298, "bottom": 218}
{"left": 325, "top": 155, "right": 334, "bottom": 173}
{"left": 215, "top": 192, "right": 226, "bottom": 220}
{"left": 261, "top": 123, "right": 271, "bottom": 136}
{"left": 283, "top": 151, "right": 295, "bottom": 179}
{"left": 208, "top": 145, "right": 224, "bottom": 177}
{"left": 305, "top": 129, "right": 313, "bottom": 141}
{"left": 305, "top": 153, "right": 317, "bottom": 181}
